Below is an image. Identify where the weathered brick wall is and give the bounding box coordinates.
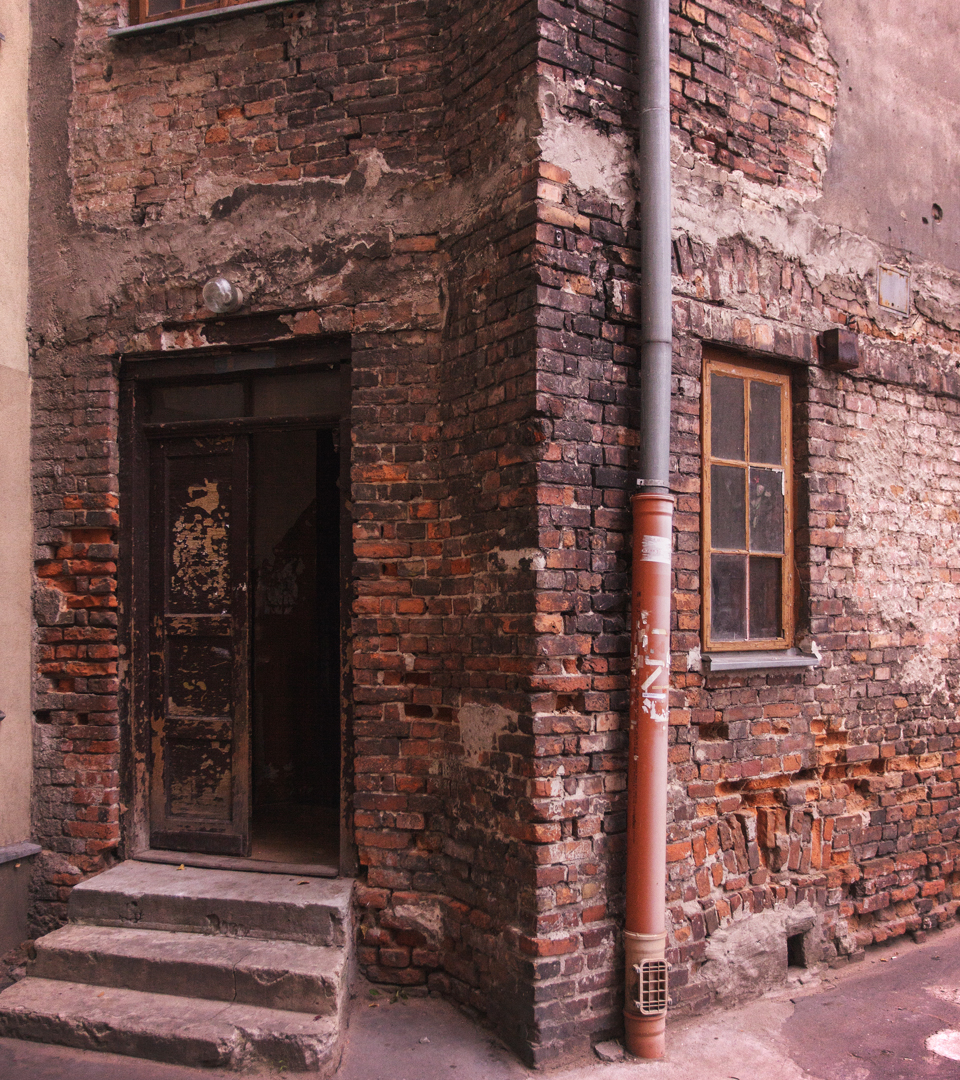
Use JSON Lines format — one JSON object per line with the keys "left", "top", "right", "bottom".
{"left": 31, "top": 347, "right": 122, "bottom": 930}
{"left": 30, "top": 0, "right": 456, "bottom": 929}
{"left": 670, "top": 0, "right": 836, "bottom": 194}
{"left": 353, "top": 0, "right": 552, "bottom": 1054}
{"left": 71, "top": 0, "right": 448, "bottom": 225}
{"left": 33, "top": 2, "right": 604, "bottom": 1062}
{"left": 28, "top": 0, "right": 960, "bottom": 1066}
{"left": 515, "top": 0, "right": 960, "bottom": 1044}
{"left": 664, "top": 320, "right": 960, "bottom": 1011}
{"left": 450, "top": 0, "right": 668, "bottom": 1059}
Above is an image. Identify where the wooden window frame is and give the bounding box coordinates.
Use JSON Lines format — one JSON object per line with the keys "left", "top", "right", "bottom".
{"left": 702, "top": 349, "right": 795, "bottom": 652}
{"left": 131, "top": 0, "right": 254, "bottom": 25}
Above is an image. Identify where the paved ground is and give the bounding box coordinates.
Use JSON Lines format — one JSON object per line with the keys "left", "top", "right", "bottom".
{"left": 1, "top": 923, "right": 959, "bottom": 1078}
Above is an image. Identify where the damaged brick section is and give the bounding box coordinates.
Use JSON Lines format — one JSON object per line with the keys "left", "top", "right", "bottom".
{"left": 32, "top": 345, "right": 122, "bottom": 931}
{"left": 27, "top": 0, "right": 960, "bottom": 1069}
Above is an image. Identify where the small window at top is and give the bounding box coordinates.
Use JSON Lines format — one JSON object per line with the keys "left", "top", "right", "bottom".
{"left": 150, "top": 382, "right": 245, "bottom": 423}
{"left": 252, "top": 369, "right": 341, "bottom": 418}
{"left": 148, "top": 369, "right": 341, "bottom": 424}
{"left": 131, "top": 0, "right": 256, "bottom": 25}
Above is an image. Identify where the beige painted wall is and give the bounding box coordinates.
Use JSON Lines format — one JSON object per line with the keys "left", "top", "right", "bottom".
{"left": 819, "top": 0, "right": 960, "bottom": 270}
{"left": 0, "top": 0, "right": 33, "bottom": 849}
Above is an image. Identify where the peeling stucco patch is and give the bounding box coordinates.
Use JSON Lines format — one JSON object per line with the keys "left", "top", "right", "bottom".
{"left": 538, "top": 99, "right": 633, "bottom": 206}
{"left": 459, "top": 703, "right": 516, "bottom": 767}
{"left": 488, "top": 548, "right": 545, "bottom": 573}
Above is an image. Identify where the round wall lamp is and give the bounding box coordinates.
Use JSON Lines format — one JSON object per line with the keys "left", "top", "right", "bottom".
{"left": 202, "top": 276, "right": 243, "bottom": 314}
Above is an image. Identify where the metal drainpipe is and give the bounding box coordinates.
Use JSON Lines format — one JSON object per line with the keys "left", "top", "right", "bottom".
{"left": 624, "top": 0, "right": 673, "bottom": 1060}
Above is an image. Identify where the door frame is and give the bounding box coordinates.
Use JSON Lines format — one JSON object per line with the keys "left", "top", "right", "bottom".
{"left": 118, "top": 339, "right": 356, "bottom": 876}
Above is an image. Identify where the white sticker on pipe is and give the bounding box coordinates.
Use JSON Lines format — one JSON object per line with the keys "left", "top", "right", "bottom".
{"left": 639, "top": 535, "right": 670, "bottom": 564}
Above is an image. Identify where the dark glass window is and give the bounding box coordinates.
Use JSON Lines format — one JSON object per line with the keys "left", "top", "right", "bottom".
{"left": 148, "top": 369, "right": 341, "bottom": 424}
{"left": 703, "top": 355, "right": 793, "bottom": 649}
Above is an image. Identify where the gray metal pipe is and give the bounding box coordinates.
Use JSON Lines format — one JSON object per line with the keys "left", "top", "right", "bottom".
{"left": 636, "top": 0, "right": 672, "bottom": 495}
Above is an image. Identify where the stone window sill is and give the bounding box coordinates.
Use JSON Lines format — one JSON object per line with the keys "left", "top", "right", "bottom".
{"left": 0, "top": 841, "right": 41, "bottom": 866}
{"left": 109, "top": 0, "right": 302, "bottom": 39}
{"left": 702, "top": 648, "right": 820, "bottom": 674}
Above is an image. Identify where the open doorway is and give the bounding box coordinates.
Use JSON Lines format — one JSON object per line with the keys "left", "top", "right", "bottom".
{"left": 124, "top": 350, "right": 350, "bottom": 877}
{"left": 250, "top": 427, "right": 340, "bottom": 867}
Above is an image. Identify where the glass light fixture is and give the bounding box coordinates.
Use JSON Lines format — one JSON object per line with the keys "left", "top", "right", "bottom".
{"left": 202, "top": 276, "right": 243, "bottom": 313}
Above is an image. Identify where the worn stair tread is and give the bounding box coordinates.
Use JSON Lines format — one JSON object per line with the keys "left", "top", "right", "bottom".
{"left": 0, "top": 976, "right": 341, "bottom": 1073}
{"left": 69, "top": 861, "right": 352, "bottom": 946}
{"left": 33, "top": 924, "right": 345, "bottom": 1015}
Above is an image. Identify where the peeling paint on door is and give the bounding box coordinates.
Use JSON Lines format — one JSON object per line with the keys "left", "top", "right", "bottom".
{"left": 171, "top": 479, "right": 230, "bottom": 607}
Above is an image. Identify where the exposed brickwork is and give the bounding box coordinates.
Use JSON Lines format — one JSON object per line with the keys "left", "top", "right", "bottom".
{"left": 31, "top": 348, "right": 122, "bottom": 932}
{"left": 71, "top": 0, "right": 447, "bottom": 224}
{"left": 662, "top": 241, "right": 960, "bottom": 1013}
{"left": 670, "top": 0, "right": 837, "bottom": 193}
{"left": 27, "top": 0, "right": 960, "bottom": 1068}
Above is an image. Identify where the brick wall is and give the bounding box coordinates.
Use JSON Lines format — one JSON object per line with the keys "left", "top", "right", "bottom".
{"left": 663, "top": 322, "right": 960, "bottom": 1010}
{"left": 670, "top": 0, "right": 836, "bottom": 194}
{"left": 70, "top": 0, "right": 447, "bottom": 225}
{"left": 28, "top": 0, "right": 960, "bottom": 1067}
{"left": 353, "top": 0, "right": 551, "bottom": 1053}
{"left": 31, "top": 348, "right": 122, "bottom": 930}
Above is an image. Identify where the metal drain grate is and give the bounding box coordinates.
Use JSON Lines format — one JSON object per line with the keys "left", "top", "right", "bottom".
{"left": 634, "top": 958, "right": 668, "bottom": 1016}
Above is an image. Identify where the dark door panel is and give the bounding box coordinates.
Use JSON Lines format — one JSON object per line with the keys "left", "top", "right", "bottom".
{"left": 147, "top": 435, "right": 251, "bottom": 856}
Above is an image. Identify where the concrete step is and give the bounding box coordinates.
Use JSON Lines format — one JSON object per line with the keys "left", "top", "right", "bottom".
{"left": 68, "top": 860, "right": 353, "bottom": 947}
{"left": 0, "top": 977, "right": 342, "bottom": 1073}
{"left": 32, "top": 923, "right": 346, "bottom": 1016}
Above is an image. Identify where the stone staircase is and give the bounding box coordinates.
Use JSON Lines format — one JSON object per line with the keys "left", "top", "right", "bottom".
{"left": 0, "top": 860, "right": 354, "bottom": 1072}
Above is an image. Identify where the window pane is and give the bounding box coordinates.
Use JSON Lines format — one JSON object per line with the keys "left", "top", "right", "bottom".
{"left": 711, "top": 375, "right": 745, "bottom": 461}
{"left": 711, "top": 465, "right": 746, "bottom": 549}
{"left": 150, "top": 382, "right": 245, "bottom": 422}
{"left": 749, "top": 381, "right": 782, "bottom": 464}
{"left": 749, "top": 557, "right": 782, "bottom": 639}
{"left": 252, "top": 369, "right": 341, "bottom": 418}
{"left": 749, "top": 468, "right": 784, "bottom": 553}
{"left": 711, "top": 554, "right": 746, "bottom": 640}
{"left": 147, "top": 0, "right": 182, "bottom": 13}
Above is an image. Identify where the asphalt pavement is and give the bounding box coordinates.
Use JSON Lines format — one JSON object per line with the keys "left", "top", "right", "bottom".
{"left": 1, "top": 922, "right": 959, "bottom": 1079}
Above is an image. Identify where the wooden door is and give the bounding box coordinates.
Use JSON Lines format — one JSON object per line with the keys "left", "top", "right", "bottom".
{"left": 147, "top": 434, "right": 251, "bottom": 855}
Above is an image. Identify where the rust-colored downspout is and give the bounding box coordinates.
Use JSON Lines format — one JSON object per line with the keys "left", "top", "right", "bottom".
{"left": 624, "top": 495, "right": 673, "bottom": 1057}
{"left": 624, "top": 0, "right": 673, "bottom": 1060}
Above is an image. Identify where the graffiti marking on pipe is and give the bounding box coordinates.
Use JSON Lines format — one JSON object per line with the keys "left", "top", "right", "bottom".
{"left": 640, "top": 659, "right": 669, "bottom": 723}
{"left": 640, "top": 662, "right": 664, "bottom": 694}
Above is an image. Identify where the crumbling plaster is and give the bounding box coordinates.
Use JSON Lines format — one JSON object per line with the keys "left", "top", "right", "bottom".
{"left": 691, "top": 902, "right": 824, "bottom": 1004}
{"left": 537, "top": 78, "right": 635, "bottom": 212}
{"left": 837, "top": 370, "right": 960, "bottom": 701}
{"left": 30, "top": 1, "right": 546, "bottom": 352}
{"left": 535, "top": 5, "right": 960, "bottom": 370}
{"left": 668, "top": 0, "right": 960, "bottom": 356}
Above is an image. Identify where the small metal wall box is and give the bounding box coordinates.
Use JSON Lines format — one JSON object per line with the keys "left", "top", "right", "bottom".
{"left": 878, "top": 264, "right": 910, "bottom": 314}
{"left": 819, "top": 327, "right": 860, "bottom": 370}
